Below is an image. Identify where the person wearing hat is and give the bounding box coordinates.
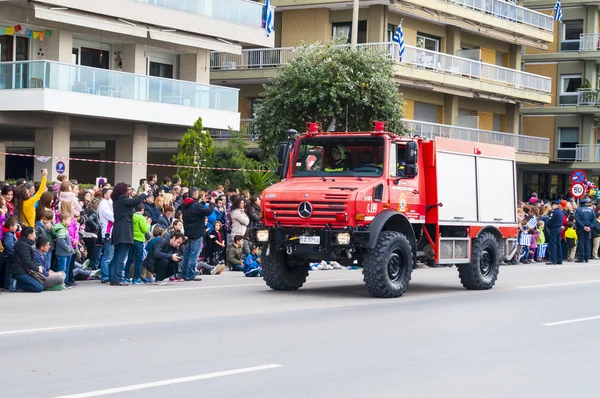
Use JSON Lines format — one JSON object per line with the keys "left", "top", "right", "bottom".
{"left": 325, "top": 144, "right": 350, "bottom": 172}
{"left": 546, "top": 200, "right": 564, "bottom": 265}
{"left": 575, "top": 198, "right": 596, "bottom": 263}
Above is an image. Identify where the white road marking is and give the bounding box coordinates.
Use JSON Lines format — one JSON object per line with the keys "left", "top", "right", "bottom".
{"left": 543, "top": 315, "right": 600, "bottom": 327}
{"left": 517, "top": 280, "right": 600, "bottom": 289}
{"left": 146, "top": 277, "right": 360, "bottom": 292}
{"left": 0, "top": 324, "right": 98, "bottom": 336}
{"left": 53, "top": 364, "right": 283, "bottom": 398}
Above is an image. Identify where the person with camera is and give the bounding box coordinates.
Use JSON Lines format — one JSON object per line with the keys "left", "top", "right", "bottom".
{"left": 180, "top": 188, "right": 215, "bottom": 282}
{"left": 108, "top": 182, "right": 151, "bottom": 286}
{"left": 145, "top": 230, "right": 185, "bottom": 285}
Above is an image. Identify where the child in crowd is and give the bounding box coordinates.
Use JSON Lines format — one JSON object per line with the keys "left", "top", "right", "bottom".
{"left": 127, "top": 203, "right": 151, "bottom": 285}
{"left": 208, "top": 220, "right": 226, "bottom": 266}
{"left": 565, "top": 222, "right": 578, "bottom": 262}
{"left": 52, "top": 213, "right": 73, "bottom": 285}
{"left": 536, "top": 220, "right": 547, "bottom": 262}
{"left": 243, "top": 244, "right": 262, "bottom": 277}
{"left": 3, "top": 216, "right": 19, "bottom": 290}
{"left": 0, "top": 197, "right": 7, "bottom": 289}
{"left": 527, "top": 227, "right": 539, "bottom": 264}
{"left": 33, "top": 236, "right": 65, "bottom": 291}
{"left": 226, "top": 235, "right": 244, "bottom": 271}
{"left": 35, "top": 210, "right": 55, "bottom": 272}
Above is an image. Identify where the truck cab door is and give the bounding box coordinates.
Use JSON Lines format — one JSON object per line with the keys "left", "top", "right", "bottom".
{"left": 389, "top": 142, "right": 422, "bottom": 221}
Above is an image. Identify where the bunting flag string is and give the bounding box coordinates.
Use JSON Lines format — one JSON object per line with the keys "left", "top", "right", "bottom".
{"left": 0, "top": 24, "right": 52, "bottom": 41}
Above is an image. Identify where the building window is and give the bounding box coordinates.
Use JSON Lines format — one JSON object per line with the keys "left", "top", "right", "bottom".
{"left": 149, "top": 62, "right": 174, "bottom": 78}
{"left": 387, "top": 24, "right": 396, "bottom": 42}
{"left": 332, "top": 21, "right": 367, "bottom": 44}
{"left": 561, "top": 20, "right": 583, "bottom": 52}
{"left": 557, "top": 127, "right": 579, "bottom": 161}
{"left": 559, "top": 74, "right": 582, "bottom": 106}
{"left": 416, "top": 33, "right": 440, "bottom": 52}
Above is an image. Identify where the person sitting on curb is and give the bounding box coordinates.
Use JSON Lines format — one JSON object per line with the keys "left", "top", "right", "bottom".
{"left": 226, "top": 235, "right": 244, "bottom": 272}
{"left": 33, "top": 236, "right": 65, "bottom": 291}
{"left": 10, "top": 227, "right": 44, "bottom": 293}
{"left": 243, "top": 244, "right": 262, "bottom": 277}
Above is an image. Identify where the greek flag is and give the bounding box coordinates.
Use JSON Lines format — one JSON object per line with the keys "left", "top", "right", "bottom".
{"left": 537, "top": 243, "right": 548, "bottom": 259}
{"left": 265, "top": 0, "right": 275, "bottom": 37}
{"left": 526, "top": 216, "right": 537, "bottom": 229}
{"left": 519, "top": 233, "right": 531, "bottom": 247}
{"left": 392, "top": 23, "right": 405, "bottom": 62}
{"left": 553, "top": 0, "right": 562, "bottom": 22}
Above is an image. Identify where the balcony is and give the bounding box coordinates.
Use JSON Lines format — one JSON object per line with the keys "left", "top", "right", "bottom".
{"left": 577, "top": 88, "right": 600, "bottom": 106}
{"left": 136, "top": 0, "right": 265, "bottom": 28}
{"left": 391, "top": 0, "right": 553, "bottom": 48}
{"left": 0, "top": 60, "right": 240, "bottom": 130}
{"left": 212, "top": 43, "right": 552, "bottom": 104}
{"left": 580, "top": 34, "right": 600, "bottom": 52}
{"left": 209, "top": 119, "right": 254, "bottom": 139}
{"left": 403, "top": 119, "right": 550, "bottom": 159}
{"left": 575, "top": 145, "right": 600, "bottom": 162}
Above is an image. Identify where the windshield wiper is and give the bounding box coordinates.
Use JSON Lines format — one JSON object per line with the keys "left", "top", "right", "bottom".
{"left": 315, "top": 171, "right": 333, "bottom": 182}
{"left": 348, "top": 172, "right": 364, "bottom": 181}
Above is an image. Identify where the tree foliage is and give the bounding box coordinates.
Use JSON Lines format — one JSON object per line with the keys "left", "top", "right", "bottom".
{"left": 254, "top": 41, "right": 406, "bottom": 156}
{"left": 172, "top": 117, "right": 214, "bottom": 187}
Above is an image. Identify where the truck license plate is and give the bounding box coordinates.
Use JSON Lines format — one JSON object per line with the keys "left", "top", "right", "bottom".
{"left": 299, "top": 236, "right": 320, "bottom": 245}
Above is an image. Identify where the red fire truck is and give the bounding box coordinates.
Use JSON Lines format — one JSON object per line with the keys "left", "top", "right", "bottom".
{"left": 254, "top": 122, "right": 519, "bottom": 298}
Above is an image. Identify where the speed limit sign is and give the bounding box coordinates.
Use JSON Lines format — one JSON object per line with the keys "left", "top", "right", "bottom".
{"left": 571, "top": 183, "right": 585, "bottom": 198}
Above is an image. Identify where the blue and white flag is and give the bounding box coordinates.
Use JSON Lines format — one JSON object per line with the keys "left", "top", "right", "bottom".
{"left": 553, "top": 0, "right": 562, "bottom": 22}
{"left": 537, "top": 243, "right": 548, "bottom": 259}
{"left": 392, "top": 23, "right": 405, "bottom": 62}
{"left": 526, "top": 216, "right": 538, "bottom": 229}
{"left": 265, "top": 0, "right": 275, "bottom": 37}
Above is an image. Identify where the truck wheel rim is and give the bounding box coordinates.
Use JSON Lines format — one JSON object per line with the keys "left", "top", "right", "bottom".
{"left": 387, "top": 250, "right": 406, "bottom": 283}
{"left": 480, "top": 249, "right": 493, "bottom": 277}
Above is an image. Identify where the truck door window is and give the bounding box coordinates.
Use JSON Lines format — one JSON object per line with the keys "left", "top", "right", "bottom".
{"left": 396, "top": 145, "right": 406, "bottom": 177}
{"left": 293, "top": 137, "right": 385, "bottom": 177}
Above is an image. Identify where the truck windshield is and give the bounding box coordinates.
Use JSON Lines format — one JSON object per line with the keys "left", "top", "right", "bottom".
{"left": 292, "top": 136, "right": 385, "bottom": 177}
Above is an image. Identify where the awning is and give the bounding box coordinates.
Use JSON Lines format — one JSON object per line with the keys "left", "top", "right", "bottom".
{"left": 33, "top": 5, "right": 148, "bottom": 38}
{"left": 148, "top": 29, "right": 241, "bottom": 55}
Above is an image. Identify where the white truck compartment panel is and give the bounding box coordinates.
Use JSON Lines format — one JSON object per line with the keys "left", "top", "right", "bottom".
{"left": 437, "top": 152, "right": 478, "bottom": 222}
{"left": 477, "top": 157, "right": 516, "bottom": 223}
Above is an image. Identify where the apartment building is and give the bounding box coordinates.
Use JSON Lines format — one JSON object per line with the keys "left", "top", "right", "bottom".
{"left": 521, "top": 0, "right": 600, "bottom": 198}
{"left": 0, "top": 0, "right": 274, "bottom": 183}
{"left": 210, "top": 0, "right": 555, "bottom": 199}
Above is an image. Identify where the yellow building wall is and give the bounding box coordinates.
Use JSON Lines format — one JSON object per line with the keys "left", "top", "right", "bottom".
{"left": 239, "top": 97, "right": 252, "bottom": 119}
{"left": 523, "top": 116, "right": 556, "bottom": 159}
{"left": 477, "top": 111, "right": 494, "bottom": 130}
{"left": 281, "top": 9, "right": 331, "bottom": 47}
{"left": 438, "top": 106, "right": 444, "bottom": 124}
{"left": 525, "top": 10, "right": 559, "bottom": 54}
{"left": 404, "top": 99, "right": 415, "bottom": 119}
{"left": 523, "top": 63, "right": 558, "bottom": 106}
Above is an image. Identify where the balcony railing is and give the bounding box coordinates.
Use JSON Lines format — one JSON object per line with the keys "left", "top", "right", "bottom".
{"left": 136, "top": 0, "right": 267, "bottom": 28}
{"left": 577, "top": 88, "right": 600, "bottom": 106}
{"left": 0, "top": 60, "right": 239, "bottom": 112}
{"left": 212, "top": 42, "right": 552, "bottom": 95}
{"left": 575, "top": 144, "right": 600, "bottom": 162}
{"left": 403, "top": 119, "right": 550, "bottom": 155}
{"left": 209, "top": 119, "right": 254, "bottom": 139}
{"left": 579, "top": 34, "right": 600, "bottom": 51}
{"left": 443, "top": 0, "right": 554, "bottom": 32}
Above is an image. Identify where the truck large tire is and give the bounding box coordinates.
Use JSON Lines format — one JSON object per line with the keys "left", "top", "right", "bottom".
{"left": 362, "top": 231, "right": 413, "bottom": 298}
{"left": 458, "top": 232, "right": 500, "bottom": 290}
{"left": 262, "top": 249, "right": 309, "bottom": 291}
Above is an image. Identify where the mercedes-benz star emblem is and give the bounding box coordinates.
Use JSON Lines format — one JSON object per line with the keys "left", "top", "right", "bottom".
{"left": 298, "top": 201, "right": 313, "bottom": 218}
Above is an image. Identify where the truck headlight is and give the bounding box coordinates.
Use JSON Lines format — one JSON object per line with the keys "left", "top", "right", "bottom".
{"left": 256, "top": 230, "right": 270, "bottom": 242}
{"left": 336, "top": 232, "right": 351, "bottom": 245}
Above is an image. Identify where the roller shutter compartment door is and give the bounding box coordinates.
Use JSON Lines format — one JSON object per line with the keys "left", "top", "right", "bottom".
{"left": 436, "top": 152, "right": 478, "bottom": 222}
{"left": 476, "top": 157, "right": 516, "bottom": 223}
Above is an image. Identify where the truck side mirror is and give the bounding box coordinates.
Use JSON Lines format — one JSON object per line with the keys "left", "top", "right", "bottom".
{"left": 276, "top": 142, "right": 287, "bottom": 164}
{"left": 405, "top": 141, "right": 418, "bottom": 165}
{"left": 404, "top": 164, "right": 418, "bottom": 178}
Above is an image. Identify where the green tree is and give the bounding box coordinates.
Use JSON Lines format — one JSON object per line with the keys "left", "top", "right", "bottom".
{"left": 172, "top": 117, "right": 214, "bottom": 187}
{"left": 206, "top": 130, "right": 257, "bottom": 189}
{"left": 254, "top": 40, "right": 406, "bottom": 156}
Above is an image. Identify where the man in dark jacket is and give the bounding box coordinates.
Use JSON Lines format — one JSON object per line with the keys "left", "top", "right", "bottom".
{"left": 546, "top": 201, "right": 564, "bottom": 265}
{"left": 11, "top": 227, "right": 43, "bottom": 293}
{"left": 575, "top": 198, "right": 597, "bottom": 263}
{"left": 143, "top": 193, "right": 162, "bottom": 225}
{"left": 180, "top": 188, "right": 215, "bottom": 281}
{"left": 146, "top": 231, "right": 184, "bottom": 284}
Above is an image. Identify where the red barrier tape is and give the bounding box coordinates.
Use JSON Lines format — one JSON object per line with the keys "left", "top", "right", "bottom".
{"left": 0, "top": 152, "right": 273, "bottom": 173}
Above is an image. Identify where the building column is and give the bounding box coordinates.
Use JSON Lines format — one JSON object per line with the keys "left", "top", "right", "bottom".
{"left": 585, "top": 60, "right": 597, "bottom": 88}
{"left": 443, "top": 94, "right": 459, "bottom": 125}
{"left": 115, "top": 124, "right": 148, "bottom": 186}
{"left": 508, "top": 44, "right": 521, "bottom": 70}
{"left": 180, "top": 50, "right": 210, "bottom": 84}
{"left": 506, "top": 103, "right": 520, "bottom": 134}
{"left": 446, "top": 26, "right": 461, "bottom": 55}
{"left": 121, "top": 44, "right": 147, "bottom": 74}
{"left": 517, "top": 168, "right": 524, "bottom": 202}
{"left": 0, "top": 142, "right": 5, "bottom": 181}
{"left": 35, "top": 115, "right": 70, "bottom": 182}
{"left": 581, "top": 114, "right": 596, "bottom": 146}
{"left": 45, "top": 30, "right": 73, "bottom": 63}
{"left": 587, "top": 6, "right": 599, "bottom": 38}
{"left": 367, "top": 5, "right": 388, "bottom": 43}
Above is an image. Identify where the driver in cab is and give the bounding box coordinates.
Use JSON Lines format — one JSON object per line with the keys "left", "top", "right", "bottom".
{"left": 325, "top": 145, "right": 350, "bottom": 172}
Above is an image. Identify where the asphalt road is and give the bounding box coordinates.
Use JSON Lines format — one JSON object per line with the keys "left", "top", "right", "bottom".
{"left": 1, "top": 262, "right": 600, "bottom": 398}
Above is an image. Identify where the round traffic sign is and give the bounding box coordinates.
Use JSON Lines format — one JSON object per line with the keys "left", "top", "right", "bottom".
{"left": 571, "top": 169, "right": 586, "bottom": 184}
{"left": 571, "top": 183, "right": 585, "bottom": 198}
{"left": 56, "top": 161, "right": 65, "bottom": 175}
